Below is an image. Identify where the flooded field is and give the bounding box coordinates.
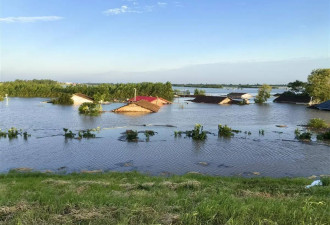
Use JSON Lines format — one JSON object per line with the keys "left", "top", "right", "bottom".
{"left": 0, "top": 88, "right": 329, "bottom": 177}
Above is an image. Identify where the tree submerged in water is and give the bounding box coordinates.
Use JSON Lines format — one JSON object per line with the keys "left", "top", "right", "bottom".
{"left": 255, "top": 84, "right": 272, "bottom": 103}
{"left": 52, "top": 93, "right": 73, "bottom": 105}
{"left": 78, "top": 103, "right": 102, "bottom": 115}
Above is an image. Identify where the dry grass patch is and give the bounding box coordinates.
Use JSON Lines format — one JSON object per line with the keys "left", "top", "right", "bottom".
{"left": 161, "top": 180, "right": 201, "bottom": 190}
{"left": 42, "top": 179, "right": 71, "bottom": 185}
{"left": 236, "top": 190, "right": 298, "bottom": 199}
{"left": 0, "top": 202, "right": 29, "bottom": 220}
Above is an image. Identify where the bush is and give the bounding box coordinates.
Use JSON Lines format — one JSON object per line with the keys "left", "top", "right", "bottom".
{"left": 296, "top": 132, "right": 312, "bottom": 141}
{"left": 126, "top": 130, "right": 138, "bottom": 141}
{"left": 317, "top": 131, "right": 330, "bottom": 140}
{"left": 218, "top": 124, "right": 233, "bottom": 137}
{"left": 307, "top": 118, "right": 328, "bottom": 129}
{"left": 186, "top": 124, "right": 207, "bottom": 140}
{"left": 78, "top": 130, "right": 96, "bottom": 138}
{"left": 52, "top": 93, "right": 73, "bottom": 105}
{"left": 78, "top": 103, "right": 102, "bottom": 115}
{"left": 63, "top": 128, "right": 75, "bottom": 138}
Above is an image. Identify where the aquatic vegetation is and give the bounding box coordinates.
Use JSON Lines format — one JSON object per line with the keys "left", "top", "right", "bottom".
{"left": 23, "top": 132, "right": 31, "bottom": 140}
{"left": 63, "top": 128, "right": 75, "bottom": 138}
{"left": 307, "top": 118, "right": 328, "bottom": 129}
{"left": 294, "top": 128, "right": 301, "bottom": 136}
{"left": 295, "top": 130, "right": 312, "bottom": 141}
{"left": 144, "top": 130, "right": 155, "bottom": 141}
{"left": 63, "top": 128, "right": 97, "bottom": 139}
{"left": 186, "top": 124, "right": 207, "bottom": 140}
{"left": 244, "top": 131, "right": 252, "bottom": 135}
{"left": 174, "top": 131, "right": 183, "bottom": 137}
{"left": 259, "top": 129, "right": 265, "bottom": 135}
{"left": 0, "top": 127, "right": 31, "bottom": 139}
{"left": 78, "top": 102, "right": 103, "bottom": 115}
{"left": 78, "top": 130, "right": 96, "bottom": 138}
{"left": 126, "top": 130, "right": 138, "bottom": 142}
{"left": 317, "top": 131, "right": 330, "bottom": 140}
{"left": 218, "top": 124, "right": 233, "bottom": 137}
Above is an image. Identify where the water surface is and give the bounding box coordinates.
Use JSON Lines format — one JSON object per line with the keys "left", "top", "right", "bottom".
{"left": 0, "top": 88, "right": 329, "bottom": 177}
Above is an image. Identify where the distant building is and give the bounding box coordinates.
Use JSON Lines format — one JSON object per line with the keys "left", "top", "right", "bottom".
{"left": 113, "top": 100, "right": 160, "bottom": 113}
{"left": 71, "top": 93, "right": 94, "bottom": 105}
{"left": 128, "top": 96, "right": 171, "bottom": 106}
{"left": 227, "top": 92, "right": 252, "bottom": 99}
{"left": 191, "top": 96, "right": 231, "bottom": 104}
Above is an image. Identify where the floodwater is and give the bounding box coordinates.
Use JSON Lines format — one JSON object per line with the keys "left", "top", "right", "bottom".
{"left": 0, "top": 88, "right": 329, "bottom": 177}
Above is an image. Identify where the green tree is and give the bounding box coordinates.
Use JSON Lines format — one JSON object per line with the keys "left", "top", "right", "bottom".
{"left": 194, "top": 89, "right": 206, "bottom": 95}
{"left": 306, "top": 69, "right": 330, "bottom": 102}
{"left": 78, "top": 102, "right": 102, "bottom": 115}
{"left": 255, "top": 84, "right": 272, "bottom": 103}
{"left": 287, "top": 80, "right": 307, "bottom": 93}
{"left": 52, "top": 93, "right": 74, "bottom": 105}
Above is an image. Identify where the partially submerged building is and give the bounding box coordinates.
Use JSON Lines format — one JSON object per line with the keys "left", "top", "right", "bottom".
{"left": 227, "top": 92, "right": 252, "bottom": 99}
{"left": 273, "top": 94, "right": 312, "bottom": 105}
{"left": 191, "top": 96, "right": 231, "bottom": 104}
{"left": 71, "top": 93, "right": 94, "bottom": 105}
{"left": 311, "top": 100, "right": 330, "bottom": 111}
{"left": 128, "top": 96, "right": 171, "bottom": 106}
{"left": 113, "top": 100, "right": 160, "bottom": 113}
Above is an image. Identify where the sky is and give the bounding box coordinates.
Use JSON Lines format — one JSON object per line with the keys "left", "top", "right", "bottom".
{"left": 0, "top": 0, "right": 329, "bottom": 83}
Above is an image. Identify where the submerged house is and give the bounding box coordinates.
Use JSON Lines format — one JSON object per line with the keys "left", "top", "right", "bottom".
{"left": 312, "top": 100, "right": 330, "bottom": 111}
{"left": 71, "top": 93, "right": 94, "bottom": 105}
{"left": 128, "top": 96, "right": 171, "bottom": 106}
{"left": 227, "top": 92, "right": 252, "bottom": 99}
{"left": 113, "top": 100, "right": 160, "bottom": 113}
{"left": 273, "top": 94, "right": 312, "bottom": 105}
{"left": 191, "top": 96, "right": 231, "bottom": 104}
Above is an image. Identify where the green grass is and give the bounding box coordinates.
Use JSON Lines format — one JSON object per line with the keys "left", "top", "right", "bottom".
{"left": 0, "top": 171, "right": 329, "bottom": 224}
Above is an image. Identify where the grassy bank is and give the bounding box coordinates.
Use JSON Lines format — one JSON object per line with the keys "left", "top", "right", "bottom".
{"left": 0, "top": 172, "right": 329, "bottom": 224}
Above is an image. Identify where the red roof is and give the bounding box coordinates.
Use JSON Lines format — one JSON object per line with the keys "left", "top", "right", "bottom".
{"left": 128, "top": 96, "right": 158, "bottom": 102}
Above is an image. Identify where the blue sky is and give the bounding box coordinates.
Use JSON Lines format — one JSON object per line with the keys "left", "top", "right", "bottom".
{"left": 0, "top": 0, "right": 329, "bottom": 83}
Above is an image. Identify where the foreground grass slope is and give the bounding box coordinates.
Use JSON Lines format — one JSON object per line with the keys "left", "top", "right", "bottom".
{"left": 0, "top": 172, "right": 329, "bottom": 224}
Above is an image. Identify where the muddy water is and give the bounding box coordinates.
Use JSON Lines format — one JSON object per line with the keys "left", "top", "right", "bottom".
{"left": 0, "top": 89, "right": 329, "bottom": 177}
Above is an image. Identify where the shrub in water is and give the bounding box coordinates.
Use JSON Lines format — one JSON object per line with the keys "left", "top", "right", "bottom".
{"left": 126, "top": 130, "right": 138, "bottom": 141}
{"left": 144, "top": 130, "right": 155, "bottom": 141}
{"left": 218, "top": 124, "right": 233, "bottom": 137}
{"left": 78, "top": 130, "right": 96, "bottom": 138}
{"left": 296, "top": 132, "right": 312, "bottom": 141}
{"left": 307, "top": 118, "right": 328, "bottom": 129}
{"left": 317, "top": 131, "right": 330, "bottom": 140}
{"left": 186, "top": 124, "right": 207, "bottom": 140}
{"left": 52, "top": 93, "right": 73, "bottom": 105}
{"left": 63, "top": 128, "right": 75, "bottom": 138}
{"left": 174, "top": 131, "right": 182, "bottom": 137}
{"left": 78, "top": 103, "right": 102, "bottom": 115}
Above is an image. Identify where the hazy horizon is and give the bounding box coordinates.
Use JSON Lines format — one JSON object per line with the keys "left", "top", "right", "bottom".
{"left": 1, "top": 0, "right": 329, "bottom": 83}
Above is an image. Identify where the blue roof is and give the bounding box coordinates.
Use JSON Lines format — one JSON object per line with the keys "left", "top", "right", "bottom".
{"left": 317, "top": 100, "right": 330, "bottom": 110}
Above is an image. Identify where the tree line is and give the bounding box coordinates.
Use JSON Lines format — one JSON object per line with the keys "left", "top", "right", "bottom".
{"left": 0, "top": 80, "right": 174, "bottom": 101}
